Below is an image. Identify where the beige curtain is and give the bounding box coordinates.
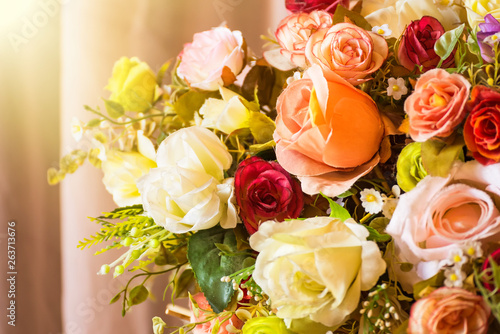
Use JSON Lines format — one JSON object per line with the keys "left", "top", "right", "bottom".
{"left": 1, "top": 1, "right": 287, "bottom": 333}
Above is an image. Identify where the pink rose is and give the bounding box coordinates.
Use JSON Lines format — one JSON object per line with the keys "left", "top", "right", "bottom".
{"left": 405, "top": 69, "right": 471, "bottom": 142}
{"left": 189, "top": 292, "right": 243, "bottom": 334}
{"left": 274, "top": 65, "right": 385, "bottom": 197}
{"left": 408, "top": 287, "right": 490, "bottom": 334}
{"left": 386, "top": 160, "right": 500, "bottom": 291}
{"left": 305, "top": 22, "right": 388, "bottom": 85}
{"left": 177, "top": 27, "right": 246, "bottom": 91}
{"left": 275, "top": 10, "right": 333, "bottom": 68}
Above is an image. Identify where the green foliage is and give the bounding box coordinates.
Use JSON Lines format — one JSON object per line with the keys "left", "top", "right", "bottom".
{"left": 475, "top": 258, "right": 500, "bottom": 323}
{"left": 412, "top": 271, "right": 444, "bottom": 300}
{"left": 103, "top": 98, "right": 125, "bottom": 119}
{"left": 435, "top": 24, "right": 465, "bottom": 68}
{"left": 421, "top": 137, "right": 464, "bottom": 177}
{"left": 187, "top": 225, "right": 249, "bottom": 313}
{"left": 249, "top": 111, "right": 275, "bottom": 144}
{"left": 173, "top": 90, "right": 217, "bottom": 123}
{"left": 128, "top": 284, "right": 149, "bottom": 306}
{"left": 332, "top": 5, "right": 372, "bottom": 30}
{"left": 365, "top": 225, "right": 392, "bottom": 243}
{"left": 321, "top": 193, "right": 351, "bottom": 222}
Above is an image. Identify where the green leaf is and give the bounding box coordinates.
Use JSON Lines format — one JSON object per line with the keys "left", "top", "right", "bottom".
{"left": 187, "top": 225, "right": 248, "bottom": 313}
{"left": 369, "top": 217, "right": 390, "bottom": 234}
{"left": 331, "top": 5, "right": 372, "bottom": 31}
{"left": 215, "top": 243, "right": 233, "bottom": 255}
{"left": 103, "top": 99, "right": 125, "bottom": 119}
{"left": 365, "top": 225, "right": 392, "bottom": 242}
{"left": 128, "top": 285, "right": 149, "bottom": 306}
{"left": 421, "top": 137, "right": 464, "bottom": 177}
{"left": 249, "top": 112, "right": 275, "bottom": 144}
{"left": 152, "top": 316, "right": 167, "bottom": 334}
{"left": 86, "top": 118, "right": 102, "bottom": 127}
{"left": 109, "top": 291, "right": 122, "bottom": 304}
{"left": 320, "top": 193, "right": 350, "bottom": 221}
{"left": 249, "top": 140, "right": 276, "bottom": 154}
{"left": 412, "top": 271, "right": 445, "bottom": 299}
{"left": 156, "top": 60, "right": 172, "bottom": 86}
{"left": 174, "top": 269, "right": 195, "bottom": 298}
{"left": 434, "top": 24, "right": 465, "bottom": 68}
{"left": 337, "top": 188, "right": 357, "bottom": 198}
{"left": 174, "top": 90, "right": 216, "bottom": 123}
{"left": 393, "top": 319, "right": 409, "bottom": 334}
{"left": 241, "top": 65, "right": 275, "bottom": 106}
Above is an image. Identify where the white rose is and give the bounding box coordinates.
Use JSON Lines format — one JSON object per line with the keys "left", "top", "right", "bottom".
{"left": 102, "top": 150, "right": 156, "bottom": 207}
{"left": 138, "top": 126, "right": 237, "bottom": 233}
{"left": 361, "top": 0, "right": 466, "bottom": 38}
{"left": 198, "top": 87, "right": 250, "bottom": 134}
{"left": 249, "top": 217, "right": 386, "bottom": 330}
{"left": 463, "top": 0, "right": 500, "bottom": 29}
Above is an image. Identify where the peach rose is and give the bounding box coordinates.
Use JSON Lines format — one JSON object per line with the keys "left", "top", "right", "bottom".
{"left": 408, "top": 287, "right": 490, "bottom": 334}
{"left": 274, "top": 65, "right": 385, "bottom": 197}
{"left": 177, "top": 27, "right": 245, "bottom": 91}
{"left": 275, "top": 10, "right": 333, "bottom": 68}
{"left": 405, "top": 69, "right": 471, "bottom": 142}
{"left": 189, "top": 292, "right": 243, "bottom": 334}
{"left": 386, "top": 160, "right": 500, "bottom": 292}
{"left": 305, "top": 22, "right": 388, "bottom": 85}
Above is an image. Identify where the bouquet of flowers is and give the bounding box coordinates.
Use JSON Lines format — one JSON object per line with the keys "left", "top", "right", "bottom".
{"left": 49, "top": 0, "right": 500, "bottom": 333}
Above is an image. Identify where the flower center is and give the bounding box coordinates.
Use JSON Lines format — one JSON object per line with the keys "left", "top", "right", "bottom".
{"left": 430, "top": 93, "right": 447, "bottom": 107}
{"left": 450, "top": 273, "right": 458, "bottom": 281}
{"left": 377, "top": 28, "right": 385, "bottom": 35}
{"left": 467, "top": 247, "right": 475, "bottom": 256}
{"left": 392, "top": 85, "right": 400, "bottom": 92}
{"left": 492, "top": 35, "right": 498, "bottom": 41}
{"left": 453, "top": 255, "right": 462, "bottom": 263}
{"left": 366, "top": 194, "right": 377, "bottom": 202}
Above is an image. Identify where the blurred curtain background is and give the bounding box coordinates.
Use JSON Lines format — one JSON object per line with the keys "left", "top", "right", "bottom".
{"left": 0, "top": 1, "right": 287, "bottom": 333}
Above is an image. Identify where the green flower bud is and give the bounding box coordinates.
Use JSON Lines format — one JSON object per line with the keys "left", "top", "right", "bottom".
{"left": 114, "top": 265, "right": 125, "bottom": 276}
{"left": 106, "top": 57, "right": 157, "bottom": 112}
{"left": 242, "top": 316, "right": 294, "bottom": 334}
{"left": 149, "top": 239, "right": 160, "bottom": 249}
{"left": 396, "top": 142, "right": 428, "bottom": 192}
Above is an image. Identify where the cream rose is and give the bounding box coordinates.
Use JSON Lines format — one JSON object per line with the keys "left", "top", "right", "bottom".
{"left": 386, "top": 160, "right": 500, "bottom": 292}
{"left": 198, "top": 87, "right": 250, "bottom": 134}
{"left": 305, "top": 22, "right": 388, "bottom": 85}
{"left": 249, "top": 217, "right": 386, "bottom": 331}
{"left": 101, "top": 150, "right": 156, "bottom": 207}
{"left": 275, "top": 10, "right": 333, "bottom": 68}
{"left": 177, "top": 27, "right": 246, "bottom": 91}
{"left": 361, "top": 0, "right": 465, "bottom": 38}
{"left": 464, "top": 0, "right": 500, "bottom": 29}
{"left": 137, "top": 127, "right": 237, "bottom": 233}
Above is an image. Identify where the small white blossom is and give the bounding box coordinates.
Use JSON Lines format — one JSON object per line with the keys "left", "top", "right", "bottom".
{"left": 444, "top": 266, "right": 466, "bottom": 288}
{"left": 484, "top": 33, "right": 500, "bottom": 46}
{"left": 382, "top": 197, "right": 399, "bottom": 219}
{"left": 372, "top": 24, "right": 392, "bottom": 37}
{"left": 360, "top": 188, "right": 384, "bottom": 214}
{"left": 387, "top": 77, "right": 408, "bottom": 100}
{"left": 463, "top": 241, "right": 483, "bottom": 260}
{"left": 447, "top": 248, "right": 468, "bottom": 267}
{"left": 71, "top": 117, "right": 85, "bottom": 142}
{"left": 286, "top": 71, "right": 303, "bottom": 85}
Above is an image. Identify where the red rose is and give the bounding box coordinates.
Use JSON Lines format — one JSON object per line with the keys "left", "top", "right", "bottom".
{"left": 234, "top": 156, "right": 303, "bottom": 234}
{"left": 464, "top": 86, "right": 500, "bottom": 165}
{"left": 482, "top": 248, "right": 500, "bottom": 292}
{"left": 285, "top": 0, "right": 348, "bottom": 13}
{"left": 398, "top": 16, "right": 454, "bottom": 72}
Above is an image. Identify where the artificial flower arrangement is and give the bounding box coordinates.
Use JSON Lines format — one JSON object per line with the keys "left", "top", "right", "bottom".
{"left": 49, "top": 0, "right": 500, "bottom": 333}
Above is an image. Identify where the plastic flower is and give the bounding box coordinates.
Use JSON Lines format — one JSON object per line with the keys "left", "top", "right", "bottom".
{"left": 387, "top": 77, "right": 408, "bottom": 100}
{"left": 71, "top": 117, "right": 84, "bottom": 142}
{"left": 372, "top": 24, "right": 392, "bottom": 37}
{"left": 447, "top": 248, "right": 468, "bottom": 267}
{"left": 360, "top": 188, "right": 384, "bottom": 214}
{"left": 241, "top": 316, "right": 294, "bottom": 334}
{"left": 382, "top": 186, "right": 401, "bottom": 219}
{"left": 464, "top": 0, "right": 500, "bottom": 29}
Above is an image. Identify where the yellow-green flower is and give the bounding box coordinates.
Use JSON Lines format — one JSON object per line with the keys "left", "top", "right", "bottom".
{"left": 242, "top": 316, "right": 295, "bottom": 334}
{"left": 106, "top": 57, "right": 157, "bottom": 112}
{"left": 396, "top": 142, "right": 428, "bottom": 192}
{"left": 464, "top": 0, "right": 500, "bottom": 29}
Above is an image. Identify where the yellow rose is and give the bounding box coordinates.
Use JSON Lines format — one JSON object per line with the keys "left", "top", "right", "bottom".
{"left": 249, "top": 217, "right": 386, "bottom": 331}
{"left": 361, "top": 0, "right": 465, "bottom": 38}
{"left": 102, "top": 150, "right": 156, "bottom": 207}
{"left": 198, "top": 87, "right": 250, "bottom": 134}
{"left": 106, "top": 57, "right": 157, "bottom": 112}
{"left": 463, "top": 0, "right": 500, "bottom": 28}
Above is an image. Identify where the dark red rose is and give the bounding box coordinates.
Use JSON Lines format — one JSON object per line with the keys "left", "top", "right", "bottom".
{"left": 235, "top": 156, "right": 303, "bottom": 234}
{"left": 398, "top": 16, "right": 454, "bottom": 72}
{"left": 285, "top": 0, "right": 348, "bottom": 13}
{"left": 464, "top": 85, "right": 500, "bottom": 165}
{"left": 482, "top": 248, "right": 500, "bottom": 292}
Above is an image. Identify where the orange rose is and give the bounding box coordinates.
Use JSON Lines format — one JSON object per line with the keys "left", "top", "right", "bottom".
{"left": 274, "top": 65, "right": 385, "bottom": 197}
{"left": 405, "top": 69, "right": 471, "bottom": 142}
{"left": 275, "top": 10, "right": 333, "bottom": 68}
{"left": 408, "top": 287, "right": 490, "bottom": 334}
{"left": 305, "top": 22, "right": 388, "bottom": 85}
